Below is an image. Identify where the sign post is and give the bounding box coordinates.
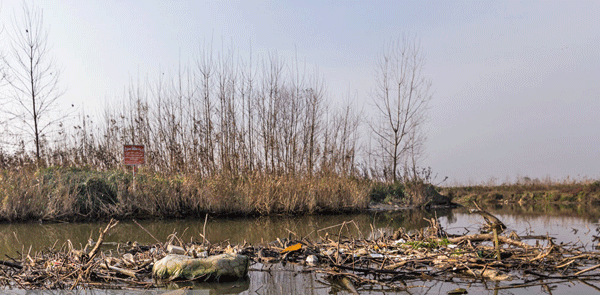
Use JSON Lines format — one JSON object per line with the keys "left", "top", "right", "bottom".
{"left": 124, "top": 145, "right": 145, "bottom": 191}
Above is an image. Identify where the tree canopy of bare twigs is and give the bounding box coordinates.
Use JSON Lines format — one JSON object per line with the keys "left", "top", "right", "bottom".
{"left": 0, "top": 8, "right": 9, "bottom": 146}
{"left": 73, "top": 47, "right": 359, "bottom": 177}
{"left": 0, "top": 4, "right": 425, "bottom": 184}
{"left": 2, "top": 2, "right": 65, "bottom": 163}
{"left": 370, "top": 35, "right": 432, "bottom": 183}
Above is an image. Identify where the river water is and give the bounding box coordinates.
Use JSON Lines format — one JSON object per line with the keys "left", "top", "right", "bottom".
{"left": 1, "top": 203, "right": 600, "bottom": 294}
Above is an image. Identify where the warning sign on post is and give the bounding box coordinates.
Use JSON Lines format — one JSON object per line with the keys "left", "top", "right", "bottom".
{"left": 124, "top": 145, "right": 145, "bottom": 165}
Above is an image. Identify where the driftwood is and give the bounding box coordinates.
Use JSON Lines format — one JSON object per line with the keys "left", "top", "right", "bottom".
{"left": 100, "top": 263, "right": 139, "bottom": 279}
{"left": 87, "top": 219, "right": 119, "bottom": 261}
{"left": 574, "top": 263, "right": 600, "bottom": 276}
{"left": 0, "top": 260, "right": 22, "bottom": 269}
{"left": 471, "top": 202, "right": 506, "bottom": 232}
{"left": 470, "top": 202, "right": 509, "bottom": 260}
{"left": 0, "top": 211, "right": 600, "bottom": 292}
{"left": 447, "top": 233, "right": 532, "bottom": 249}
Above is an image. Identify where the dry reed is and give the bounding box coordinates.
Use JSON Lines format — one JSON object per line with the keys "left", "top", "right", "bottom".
{"left": 0, "top": 166, "right": 371, "bottom": 222}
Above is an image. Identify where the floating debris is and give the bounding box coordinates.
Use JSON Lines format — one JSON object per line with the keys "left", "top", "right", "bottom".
{"left": 306, "top": 254, "right": 318, "bottom": 265}
{"left": 1, "top": 211, "right": 600, "bottom": 292}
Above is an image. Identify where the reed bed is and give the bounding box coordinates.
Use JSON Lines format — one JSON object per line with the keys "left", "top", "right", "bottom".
{"left": 0, "top": 166, "right": 370, "bottom": 222}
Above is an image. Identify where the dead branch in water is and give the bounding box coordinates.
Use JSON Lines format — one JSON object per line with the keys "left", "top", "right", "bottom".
{"left": 447, "top": 233, "right": 532, "bottom": 249}
{"left": 0, "top": 214, "right": 600, "bottom": 292}
{"left": 87, "top": 219, "right": 119, "bottom": 261}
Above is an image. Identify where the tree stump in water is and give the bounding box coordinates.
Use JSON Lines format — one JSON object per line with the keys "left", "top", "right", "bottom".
{"left": 153, "top": 253, "right": 249, "bottom": 282}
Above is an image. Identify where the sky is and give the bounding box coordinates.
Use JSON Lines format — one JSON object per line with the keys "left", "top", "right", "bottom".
{"left": 0, "top": 0, "right": 598, "bottom": 184}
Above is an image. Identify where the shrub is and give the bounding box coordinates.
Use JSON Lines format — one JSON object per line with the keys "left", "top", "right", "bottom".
{"left": 369, "top": 182, "right": 405, "bottom": 203}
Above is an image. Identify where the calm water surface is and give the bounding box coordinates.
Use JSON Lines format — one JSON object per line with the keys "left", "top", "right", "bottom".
{"left": 1, "top": 203, "right": 600, "bottom": 294}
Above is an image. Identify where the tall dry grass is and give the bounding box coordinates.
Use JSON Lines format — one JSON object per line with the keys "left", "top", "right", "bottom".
{"left": 0, "top": 166, "right": 370, "bottom": 222}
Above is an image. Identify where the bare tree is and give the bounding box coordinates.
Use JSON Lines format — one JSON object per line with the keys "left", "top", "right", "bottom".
{"left": 3, "top": 2, "right": 65, "bottom": 163}
{"left": 0, "top": 29, "right": 6, "bottom": 88}
{"left": 303, "top": 80, "right": 325, "bottom": 175}
{"left": 196, "top": 47, "right": 216, "bottom": 175}
{"left": 56, "top": 41, "right": 362, "bottom": 178}
{"left": 0, "top": 8, "right": 11, "bottom": 147}
{"left": 370, "top": 35, "right": 432, "bottom": 182}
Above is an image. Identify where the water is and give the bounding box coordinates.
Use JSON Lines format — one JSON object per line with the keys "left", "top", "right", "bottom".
{"left": 0, "top": 210, "right": 452, "bottom": 257}
{"left": 1, "top": 203, "right": 600, "bottom": 294}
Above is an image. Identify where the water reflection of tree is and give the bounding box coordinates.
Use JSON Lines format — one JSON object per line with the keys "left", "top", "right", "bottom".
{"left": 161, "top": 278, "right": 250, "bottom": 293}
{"left": 369, "top": 209, "right": 457, "bottom": 232}
{"left": 251, "top": 263, "right": 320, "bottom": 295}
{"left": 0, "top": 210, "right": 465, "bottom": 258}
{"left": 0, "top": 222, "right": 102, "bottom": 257}
{"left": 482, "top": 203, "right": 600, "bottom": 223}
{"left": 2, "top": 205, "right": 597, "bottom": 260}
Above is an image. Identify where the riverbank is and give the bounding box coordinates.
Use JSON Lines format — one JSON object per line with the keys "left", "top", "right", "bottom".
{"left": 3, "top": 165, "right": 598, "bottom": 223}
{"left": 0, "top": 166, "right": 370, "bottom": 222}
{"left": 445, "top": 180, "right": 600, "bottom": 205}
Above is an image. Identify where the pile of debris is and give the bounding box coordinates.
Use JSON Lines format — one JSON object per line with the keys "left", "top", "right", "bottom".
{"left": 1, "top": 207, "right": 600, "bottom": 293}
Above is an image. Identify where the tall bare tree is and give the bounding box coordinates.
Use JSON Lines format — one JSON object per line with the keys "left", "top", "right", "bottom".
{"left": 0, "top": 28, "right": 6, "bottom": 88}
{"left": 370, "top": 35, "right": 432, "bottom": 182}
{"left": 4, "top": 2, "right": 64, "bottom": 163}
{"left": 303, "top": 81, "right": 325, "bottom": 175}
{"left": 0, "top": 10, "right": 11, "bottom": 146}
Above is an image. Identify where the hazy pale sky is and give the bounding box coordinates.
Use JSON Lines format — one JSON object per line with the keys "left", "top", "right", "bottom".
{"left": 1, "top": 1, "right": 599, "bottom": 184}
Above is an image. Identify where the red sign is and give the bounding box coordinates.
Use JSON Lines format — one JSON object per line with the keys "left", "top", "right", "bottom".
{"left": 124, "top": 145, "right": 145, "bottom": 165}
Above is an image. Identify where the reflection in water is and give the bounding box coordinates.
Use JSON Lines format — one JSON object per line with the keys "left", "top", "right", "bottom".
{"left": 1, "top": 204, "right": 598, "bottom": 257}
{"left": 443, "top": 204, "right": 600, "bottom": 247}
{"left": 0, "top": 203, "right": 599, "bottom": 294}
{"left": 160, "top": 278, "right": 250, "bottom": 294}
{"left": 249, "top": 264, "right": 322, "bottom": 295}
{"left": 0, "top": 209, "right": 456, "bottom": 258}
